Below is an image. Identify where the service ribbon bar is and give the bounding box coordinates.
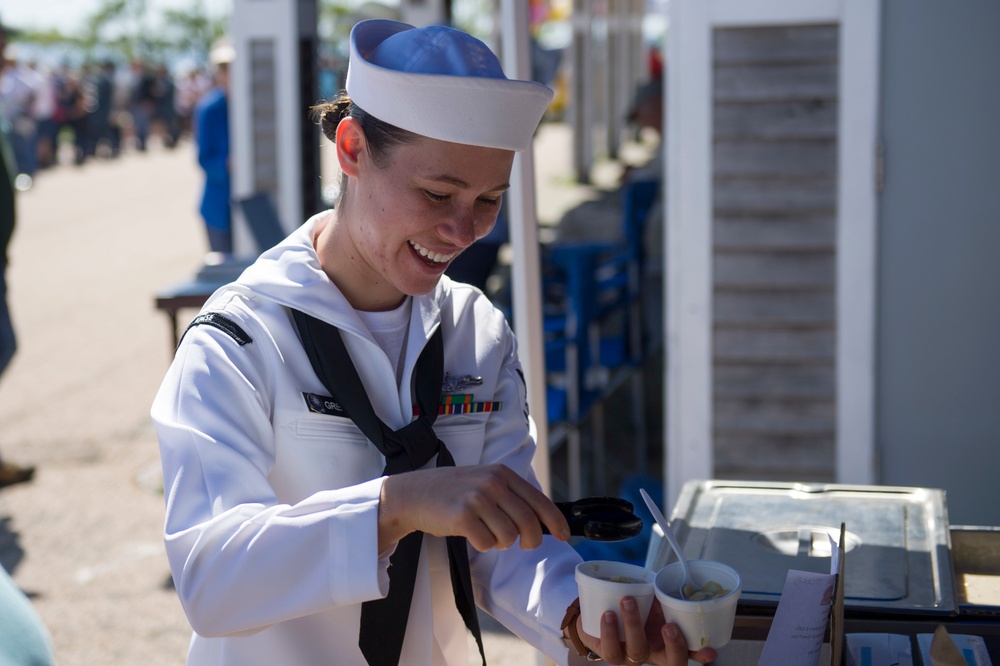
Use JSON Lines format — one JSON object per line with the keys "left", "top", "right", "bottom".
{"left": 413, "top": 401, "right": 503, "bottom": 416}
{"left": 441, "top": 401, "right": 502, "bottom": 415}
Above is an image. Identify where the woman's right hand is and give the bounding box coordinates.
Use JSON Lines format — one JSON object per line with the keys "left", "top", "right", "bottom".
{"left": 378, "top": 464, "right": 571, "bottom": 553}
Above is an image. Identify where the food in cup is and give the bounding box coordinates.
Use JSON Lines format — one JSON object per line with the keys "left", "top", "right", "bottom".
{"left": 575, "top": 561, "right": 656, "bottom": 637}
{"left": 681, "top": 580, "right": 731, "bottom": 601}
{"left": 654, "top": 560, "right": 742, "bottom": 649}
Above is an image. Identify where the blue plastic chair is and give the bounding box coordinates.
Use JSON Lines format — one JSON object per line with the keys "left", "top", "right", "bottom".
{"left": 542, "top": 241, "right": 633, "bottom": 497}
{"left": 541, "top": 179, "right": 660, "bottom": 498}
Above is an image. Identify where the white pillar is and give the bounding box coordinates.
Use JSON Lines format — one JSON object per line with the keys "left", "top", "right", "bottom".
{"left": 664, "top": 0, "right": 713, "bottom": 508}
{"left": 229, "top": 0, "right": 319, "bottom": 256}
{"left": 500, "top": 0, "right": 551, "bottom": 496}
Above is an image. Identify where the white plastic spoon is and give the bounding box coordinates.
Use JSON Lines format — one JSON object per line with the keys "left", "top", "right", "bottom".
{"left": 639, "top": 488, "right": 699, "bottom": 600}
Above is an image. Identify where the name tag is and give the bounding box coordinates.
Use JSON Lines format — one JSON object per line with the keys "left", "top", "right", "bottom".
{"left": 302, "top": 392, "right": 351, "bottom": 418}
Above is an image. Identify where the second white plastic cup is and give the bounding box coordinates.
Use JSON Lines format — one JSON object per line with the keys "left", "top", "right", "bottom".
{"left": 654, "top": 559, "right": 742, "bottom": 650}
{"left": 575, "top": 560, "right": 656, "bottom": 637}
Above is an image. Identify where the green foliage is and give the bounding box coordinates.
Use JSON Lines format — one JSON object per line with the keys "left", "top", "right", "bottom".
{"left": 12, "top": 0, "right": 226, "bottom": 65}
{"left": 12, "top": 0, "right": 403, "bottom": 67}
{"left": 160, "top": 5, "right": 227, "bottom": 57}
{"left": 11, "top": 29, "right": 83, "bottom": 49}
{"left": 318, "top": 0, "right": 369, "bottom": 48}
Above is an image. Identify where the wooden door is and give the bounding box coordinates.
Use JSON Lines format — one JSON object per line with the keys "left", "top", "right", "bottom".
{"left": 663, "top": 0, "right": 881, "bottom": 506}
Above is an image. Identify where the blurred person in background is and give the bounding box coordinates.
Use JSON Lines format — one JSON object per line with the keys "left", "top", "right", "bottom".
{"left": 0, "top": 47, "right": 38, "bottom": 190}
{"left": 128, "top": 59, "right": 156, "bottom": 152}
{"left": 0, "top": 565, "right": 55, "bottom": 665}
{"left": 50, "top": 63, "right": 74, "bottom": 165}
{"left": 153, "top": 63, "right": 179, "bottom": 148}
{"left": 30, "top": 61, "right": 57, "bottom": 169}
{"left": 0, "top": 15, "right": 35, "bottom": 489}
{"left": 193, "top": 38, "right": 233, "bottom": 255}
{"left": 109, "top": 61, "right": 132, "bottom": 157}
{"left": 175, "top": 66, "right": 210, "bottom": 140}
{"left": 53, "top": 66, "right": 87, "bottom": 166}
{"left": 85, "top": 60, "right": 119, "bottom": 159}
{"left": 73, "top": 63, "right": 98, "bottom": 165}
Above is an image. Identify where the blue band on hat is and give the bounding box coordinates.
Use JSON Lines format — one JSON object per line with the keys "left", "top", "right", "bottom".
{"left": 369, "top": 25, "right": 506, "bottom": 79}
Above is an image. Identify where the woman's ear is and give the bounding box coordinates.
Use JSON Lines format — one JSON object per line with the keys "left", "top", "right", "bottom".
{"left": 335, "top": 117, "right": 366, "bottom": 178}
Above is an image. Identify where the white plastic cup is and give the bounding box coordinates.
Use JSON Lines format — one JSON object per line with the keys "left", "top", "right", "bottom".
{"left": 653, "top": 559, "right": 742, "bottom": 650}
{"left": 575, "top": 560, "right": 656, "bottom": 637}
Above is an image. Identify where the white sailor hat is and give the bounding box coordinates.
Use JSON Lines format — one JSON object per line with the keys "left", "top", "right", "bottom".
{"left": 345, "top": 19, "right": 554, "bottom": 152}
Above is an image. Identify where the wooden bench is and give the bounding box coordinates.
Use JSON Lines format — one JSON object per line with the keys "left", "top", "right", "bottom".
{"left": 155, "top": 193, "right": 285, "bottom": 351}
{"left": 154, "top": 258, "right": 252, "bottom": 350}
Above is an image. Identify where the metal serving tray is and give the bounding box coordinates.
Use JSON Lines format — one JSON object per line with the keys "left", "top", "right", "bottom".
{"left": 659, "top": 480, "right": 956, "bottom": 615}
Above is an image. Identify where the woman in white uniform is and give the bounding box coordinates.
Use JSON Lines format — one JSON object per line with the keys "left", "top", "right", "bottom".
{"left": 151, "top": 19, "right": 716, "bottom": 666}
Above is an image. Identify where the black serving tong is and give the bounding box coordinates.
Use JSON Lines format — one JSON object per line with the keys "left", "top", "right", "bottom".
{"left": 543, "top": 497, "right": 644, "bottom": 542}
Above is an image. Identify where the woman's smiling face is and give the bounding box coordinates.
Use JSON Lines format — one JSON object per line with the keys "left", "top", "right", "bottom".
{"left": 326, "top": 119, "right": 514, "bottom": 311}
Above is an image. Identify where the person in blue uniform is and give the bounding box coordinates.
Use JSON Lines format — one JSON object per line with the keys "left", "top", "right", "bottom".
{"left": 193, "top": 38, "right": 234, "bottom": 255}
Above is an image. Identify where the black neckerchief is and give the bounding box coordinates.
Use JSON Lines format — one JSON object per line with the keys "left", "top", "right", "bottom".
{"left": 291, "top": 309, "right": 485, "bottom": 666}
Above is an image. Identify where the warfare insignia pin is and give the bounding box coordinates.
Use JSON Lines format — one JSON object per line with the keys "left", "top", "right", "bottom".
{"left": 442, "top": 372, "right": 484, "bottom": 393}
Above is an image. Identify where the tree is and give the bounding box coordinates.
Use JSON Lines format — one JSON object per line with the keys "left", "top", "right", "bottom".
{"left": 161, "top": 2, "right": 228, "bottom": 63}
{"left": 12, "top": 0, "right": 227, "bottom": 67}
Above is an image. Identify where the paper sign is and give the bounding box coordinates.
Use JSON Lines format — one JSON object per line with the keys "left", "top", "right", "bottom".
{"left": 757, "top": 532, "right": 843, "bottom": 666}
{"left": 756, "top": 569, "right": 837, "bottom": 665}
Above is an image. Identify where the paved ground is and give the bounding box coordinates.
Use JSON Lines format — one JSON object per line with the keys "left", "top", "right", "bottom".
{"left": 0, "top": 137, "right": 217, "bottom": 666}
{"left": 0, "top": 123, "right": 648, "bottom": 665}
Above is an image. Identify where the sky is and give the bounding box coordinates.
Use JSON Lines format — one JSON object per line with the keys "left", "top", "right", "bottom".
{"left": 0, "top": 0, "right": 231, "bottom": 34}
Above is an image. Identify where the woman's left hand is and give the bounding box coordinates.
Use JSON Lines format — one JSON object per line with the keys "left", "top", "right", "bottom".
{"left": 577, "top": 596, "right": 717, "bottom": 665}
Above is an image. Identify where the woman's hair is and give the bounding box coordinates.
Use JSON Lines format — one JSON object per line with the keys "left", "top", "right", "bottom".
{"left": 311, "top": 91, "right": 420, "bottom": 169}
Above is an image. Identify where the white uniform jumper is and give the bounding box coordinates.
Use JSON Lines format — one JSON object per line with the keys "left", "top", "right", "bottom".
{"left": 151, "top": 214, "right": 583, "bottom": 666}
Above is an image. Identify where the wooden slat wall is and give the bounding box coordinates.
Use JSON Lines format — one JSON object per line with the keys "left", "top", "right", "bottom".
{"left": 711, "top": 25, "right": 839, "bottom": 480}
